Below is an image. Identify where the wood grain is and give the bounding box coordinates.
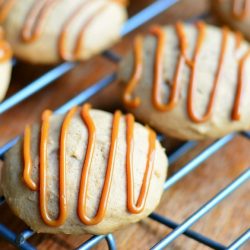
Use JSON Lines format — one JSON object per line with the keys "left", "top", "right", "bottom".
{"left": 0, "top": 0, "right": 249, "bottom": 249}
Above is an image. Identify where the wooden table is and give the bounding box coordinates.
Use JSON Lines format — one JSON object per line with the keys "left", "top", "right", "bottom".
{"left": 0, "top": 0, "right": 249, "bottom": 249}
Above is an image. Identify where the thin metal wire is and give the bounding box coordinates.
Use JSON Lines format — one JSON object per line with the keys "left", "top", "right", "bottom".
{"left": 121, "top": 0, "right": 178, "bottom": 36}
{"left": 164, "top": 134, "right": 235, "bottom": 191}
{"left": 0, "top": 62, "right": 75, "bottom": 114}
{"left": 0, "top": 225, "right": 35, "bottom": 250}
{"left": 227, "top": 229, "right": 250, "bottom": 250}
{"left": 0, "top": 73, "right": 116, "bottom": 158}
{"left": 0, "top": 196, "right": 5, "bottom": 205}
{"left": 75, "top": 235, "right": 106, "bottom": 250}
{"left": 56, "top": 73, "right": 117, "bottom": 114}
{"left": 168, "top": 141, "right": 197, "bottom": 165}
{"left": 151, "top": 169, "right": 250, "bottom": 250}
{"left": 241, "top": 131, "right": 250, "bottom": 139}
{"left": 0, "top": 137, "right": 19, "bottom": 158}
{"left": 16, "top": 230, "right": 35, "bottom": 245}
{"left": 105, "top": 234, "right": 116, "bottom": 250}
{"left": 149, "top": 213, "right": 226, "bottom": 250}
{"left": 102, "top": 51, "right": 122, "bottom": 63}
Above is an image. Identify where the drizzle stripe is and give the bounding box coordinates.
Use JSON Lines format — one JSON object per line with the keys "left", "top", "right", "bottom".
{"left": 232, "top": 50, "right": 250, "bottom": 120}
{"left": 126, "top": 114, "right": 156, "bottom": 213}
{"left": 23, "top": 125, "right": 37, "bottom": 191}
{"left": 123, "top": 35, "right": 143, "bottom": 108}
{"left": 78, "top": 104, "right": 121, "bottom": 225}
{"left": 73, "top": 3, "right": 108, "bottom": 60}
{"left": 21, "top": 0, "right": 58, "bottom": 43}
{"left": 187, "top": 23, "right": 229, "bottom": 123}
{"left": 39, "top": 107, "right": 77, "bottom": 227}
{"left": 59, "top": 1, "right": 108, "bottom": 61}
{"left": 150, "top": 25, "right": 184, "bottom": 111}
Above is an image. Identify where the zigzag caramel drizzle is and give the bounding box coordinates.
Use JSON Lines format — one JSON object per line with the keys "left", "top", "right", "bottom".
{"left": 123, "top": 21, "right": 250, "bottom": 123}
{"left": 0, "top": 26, "right": 12, "bottom": 62}
{"left": 23, "top": 104, "right": 156, "bottom": 227}
{"left": 0, "top": 0, "right": 124, "bottom": 61}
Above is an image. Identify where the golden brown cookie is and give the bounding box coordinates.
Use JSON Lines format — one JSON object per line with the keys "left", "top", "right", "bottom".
{"left": 118, "top": 22, "right": 250, "bottom": 140}
{"left": 1, "top": 104, "right": 168, "bottom": 234}
{"left": 0, "top": 0, "right": 127, "bottom": 64}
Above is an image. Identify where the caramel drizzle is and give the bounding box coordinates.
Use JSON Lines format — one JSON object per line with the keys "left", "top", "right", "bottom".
{"left": 23, "top": 104, "right": 156, "bottom": 226}
{"left": 123, "top": 21, "right": 250, "bottom": 123}
{"left": 187, "top": 23, "right": 228, "bottom": 123}
{"left": 0, "top": 0, "right": 123, "bottom": 61}
{"left": 0, "top": 0, "right": 15, "bottom": 23}
{"left": 78, "top": 105, "right": 121, "bottom": 225}
{"left": 232, "top": 0, "right": 250, "bottom": 20}
{"left": 232, "top": 49, "right": 250, "bottom": 120}
{"left": 235, "top": 31, "right": 244, "bottom": 51}
{"left": 126, "top": 114, "right": 156, "bottom": 213}
{"left": 0, "top": 26, "right": 12, "bottom": 62}
{"left": 123, "top": 35, "right": 143, "bottom": 108}
{"left": 151, "top": 24, "right": 186, "bottom": 112}
{"left": 21, "top": 0, "right": 58, "bottom": 43}
{"left": 23, "top": 126, "right": 37, "bottom": 191}
{"left": 40, "top": 109, "right": 68, "bottom": 227}
{"left": 58, "top": 1, "right": 109, "bottom": 61}
{"left": 114, "top": 0, "right": 129, "bottom": 6}
{"left": 24, "top": 107, "right": 78, "bottom": 226}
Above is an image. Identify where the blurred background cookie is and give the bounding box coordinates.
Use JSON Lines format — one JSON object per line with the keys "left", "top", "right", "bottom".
{"left": 0, "top": 0, "right": 127, "bottom": 64}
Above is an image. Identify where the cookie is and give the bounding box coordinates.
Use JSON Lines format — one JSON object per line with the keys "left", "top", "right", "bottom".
{"left": 0, "top": 0, "right": 127, "bottom": 64}
{"left": 118, "top": 22, "right": 250, "bottom": 140}
{"left": 1, "top": 104, "right": 168, "bottom": 234}
{"left": 0, "top": 27, "right": 12, "bottom": 102}
{"left": 212, "top": 0, "right": 250, "bottom": 40}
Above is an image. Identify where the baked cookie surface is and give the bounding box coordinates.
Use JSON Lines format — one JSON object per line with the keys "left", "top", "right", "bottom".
{"left": 118, "top": 22, "right": 250, "bottom": 140}
{"left": 0, "top": 27, "right": 12, "bottom": 102}
{"left": 0, "top": 0, "right": 127, "bottom": 64}
{"left": 212, "top": 0, "right": 250, "bottom": 40}
{"left": 1, "top": 105, "right": 167, "bottom": 234}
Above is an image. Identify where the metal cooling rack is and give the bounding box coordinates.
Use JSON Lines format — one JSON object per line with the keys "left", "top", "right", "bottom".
{"left": 0, "top": 0, "right": 249, "bottom": 249}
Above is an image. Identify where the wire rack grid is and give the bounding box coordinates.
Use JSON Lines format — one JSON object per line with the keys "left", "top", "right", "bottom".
{"left": 0, "top": 0, "right": 249, "bottom": 249}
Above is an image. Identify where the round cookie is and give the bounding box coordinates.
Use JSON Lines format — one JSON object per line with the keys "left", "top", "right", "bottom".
{"left": 118, "top": 22, "right": 250, "bottom": 140}
{"left": 0, "top": 0, "right": 127, "bottom": 64}
{"left": 0, "top": 27, "right": 12, "bottom": 102}
{"left": 212, "top": 0, "right": 250, "bottom": 40}
{"left": 1, "top": 104, "right": 168, "bottom": 234}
